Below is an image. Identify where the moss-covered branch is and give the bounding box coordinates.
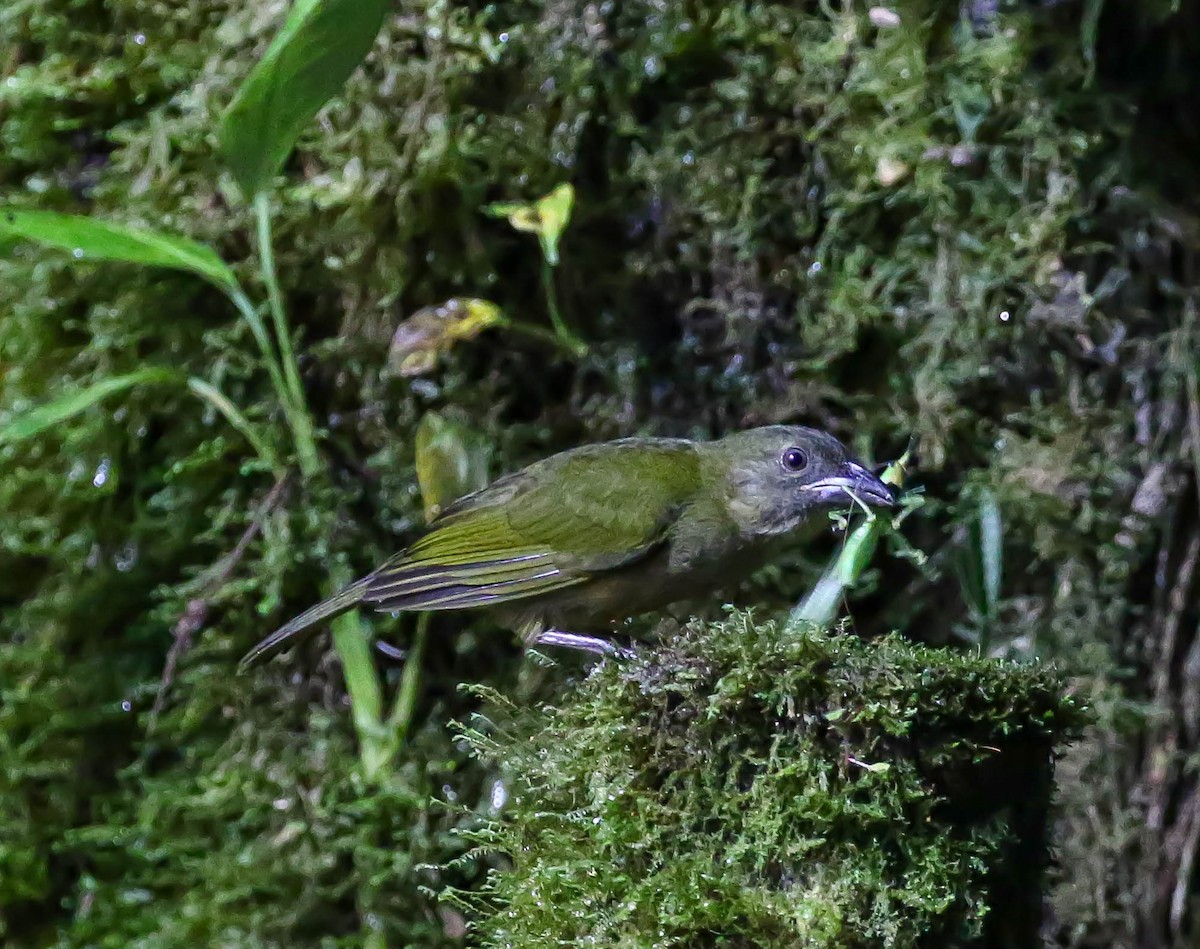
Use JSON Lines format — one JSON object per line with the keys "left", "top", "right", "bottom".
{"left": 458, "top": 612, "right": 1088, "bottom": 947}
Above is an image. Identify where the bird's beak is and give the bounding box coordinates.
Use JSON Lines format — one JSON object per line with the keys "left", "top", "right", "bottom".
{"left": 801, "top": 461, "right": 895, "bottom": 508}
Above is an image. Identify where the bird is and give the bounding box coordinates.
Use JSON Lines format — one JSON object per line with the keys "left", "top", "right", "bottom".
{"left": 239, "top": 425, "right": 894, "bottom": 667}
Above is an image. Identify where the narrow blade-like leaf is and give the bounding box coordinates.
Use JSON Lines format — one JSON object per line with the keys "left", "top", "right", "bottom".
{"left": 218, "top": 0, "right": 389, "bottom": 199}
{"left": 0, "top": 368, "right": 181, "bottom": 445}
{"left": 0, "top": 209, "right": 238, "bottom": 292}
{"left": 414, "top": 411, "right": 492, "bottom": 523}
{"left": 978, "top": 489, "right": 1003, "bottom": 618}
{"left": 788, "top": 441, "right": 914, "bottom": 629}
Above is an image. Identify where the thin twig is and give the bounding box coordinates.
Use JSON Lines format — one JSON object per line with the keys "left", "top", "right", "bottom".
{"left": 147, "top": 474, "right": 291, "bottom": 733}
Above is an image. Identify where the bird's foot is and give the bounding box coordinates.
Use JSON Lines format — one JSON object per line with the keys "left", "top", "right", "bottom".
{"left": 533, "top": 629, "right": 637, "bottom": 660}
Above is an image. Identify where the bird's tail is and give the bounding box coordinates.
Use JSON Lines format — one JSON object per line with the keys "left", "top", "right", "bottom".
{"left": 238, "top": 579, "right": 370, "bottom": 670}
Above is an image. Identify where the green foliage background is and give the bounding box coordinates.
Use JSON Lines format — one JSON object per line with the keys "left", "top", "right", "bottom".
{"left": 3, "top": 0, "right": 1199, "bottom": 945}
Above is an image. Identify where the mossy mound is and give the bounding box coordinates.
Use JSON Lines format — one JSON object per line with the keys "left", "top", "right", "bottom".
{"left": 461, "top": 612, "right": 1088, "bottom": 948}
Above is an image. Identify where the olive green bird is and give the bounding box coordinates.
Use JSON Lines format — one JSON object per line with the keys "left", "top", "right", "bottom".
{"left": 239, "top": 425, "right": 893, "bottom": 666}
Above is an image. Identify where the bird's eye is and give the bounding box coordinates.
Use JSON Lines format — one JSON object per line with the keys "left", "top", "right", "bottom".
{"left": 781, "top": 447, "right": 809, "bottom": 472}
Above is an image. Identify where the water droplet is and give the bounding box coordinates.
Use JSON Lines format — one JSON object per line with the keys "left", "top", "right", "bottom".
{"left": 490, "top": 780, "right": 508, "bottom": 810}
{"left": 92, "top": 457, "right": 111, "bottom": 488}
{"left": 498, "top": 31, "right": 510, "bottom": 42}
{"left": 133, "top": 32, "right": 147, "bottom": 45}
{"left": 114, "top": 542, "right": 139, "bottom": 572}
{"left": 442, "top": 783, "right": 458, "bottom": 802}
{"left": 273, "top": 798, "right": 291, "bottom": 811}
{"left": 808, "top": 261, "right": 823, "bottom": 276}
{"left": 121, "top": 700, "right": 132, "bottom": 712}
{"left": 410, "top": 378, "right": 440, "bottom": 400}
{"left": 681, "top": 150, "right": 695, "bottom": 166}
{"left": 72, "top": 248, "right": 85, "bottom": 259}
{"left": 999, "top": 310, "right": 1011, "bottom": 321}
{"left": 869, "top": 6, "right": 902, "bottom": 28}
{"left": 643, "top": 55, "right": 663, "bottom": 78}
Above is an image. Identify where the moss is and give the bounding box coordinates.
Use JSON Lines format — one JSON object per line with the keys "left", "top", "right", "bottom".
{"left": 459, "top": 611, "right": 1088, "bottom": 948}
{"left": 1, "top": 0, "right": 1197, "bottom": 944}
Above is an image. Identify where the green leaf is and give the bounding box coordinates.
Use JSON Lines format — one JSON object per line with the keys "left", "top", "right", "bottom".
{"left": 218, "top": 0, "right": 389, "bottom": 199}
{"left": 1081, "top": 0, "right": 1104, "bottom": 82}
{"left": 0, "top": 368, "right": 181, "bottom": 445}
{"left": 948, "top": 78, "right": 990, "bottom": 144}
{"left": 978, "top": 489, "right": 1003, "bottom": 618}
{"left": 414, "top": 411, "right": 492, "bottom": 523}
{"left": 484, "top": 183, "right": 575, "bottom": 265}
{"left": 185, "top": 377, "right": 278, "bottom": 470}
{"left": 954, "top": 488, "right": 1004, "bottom": 626}
{"left": 788, "top": 442, "right": 913, "bottom": 629}
{"left": 0, "top": 209, "right": 238, "bottom": 292}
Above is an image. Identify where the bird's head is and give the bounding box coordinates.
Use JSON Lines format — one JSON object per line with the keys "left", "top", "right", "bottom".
{"left": 713, "top": 425, "right": 894, "bottom": 536}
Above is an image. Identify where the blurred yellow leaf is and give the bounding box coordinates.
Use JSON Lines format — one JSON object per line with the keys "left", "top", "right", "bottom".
{"left": 484, "top": 183, "right": 575, "bottom": 265}
{"left": 388, "top": 298, "right": 504, "bottom": 377}
{"left": 414, "top": 412, "right": 492, "bottom": 523}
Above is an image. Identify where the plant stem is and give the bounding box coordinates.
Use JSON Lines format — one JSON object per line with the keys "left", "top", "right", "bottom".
{"left": 500, "top": 317, "right": 587, "bottom": 357}
{"left": 386, "top": 613, "right": 429, "bottom": 747}
{"left": 226, "top": 286, "right": 289, "bottom": 400}
{"left": 540, "top": 261, "right": 587, "bottom": 356}
{"left": 226, "top": 286, "right": 316, "bottom": 470}
{"left": 329, "top": 568, "right": 389, "bottom": 781}
{"left": 253, "top": 192, "right": 320, "bottom": 477}
{"left": 253, "top": 200, "right": 375, "bottom": 778}
{"left": 186, "top": 377, "right": 279, "bottom": 472}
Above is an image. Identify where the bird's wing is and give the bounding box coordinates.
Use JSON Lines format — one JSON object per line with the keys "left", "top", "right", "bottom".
{"left": 362, "top": 507, "right": 587, "bottom": 612}
{"left": 362, "top": 439, "right": 700, "bottom": 613}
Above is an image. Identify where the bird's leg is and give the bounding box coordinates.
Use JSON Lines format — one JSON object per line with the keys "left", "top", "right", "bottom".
{"left": 533, "top": 628, "right": 637, "bottom": 660}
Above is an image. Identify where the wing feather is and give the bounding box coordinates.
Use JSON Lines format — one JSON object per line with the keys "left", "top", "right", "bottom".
{"left": 361, "top": 508, "right": 583, "bottom": 612}
{"left": 358, "top": 438, "right": 701, "bottom": 614}
{"left": 386, "top": 570, "right": 582, "bottom": 611}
